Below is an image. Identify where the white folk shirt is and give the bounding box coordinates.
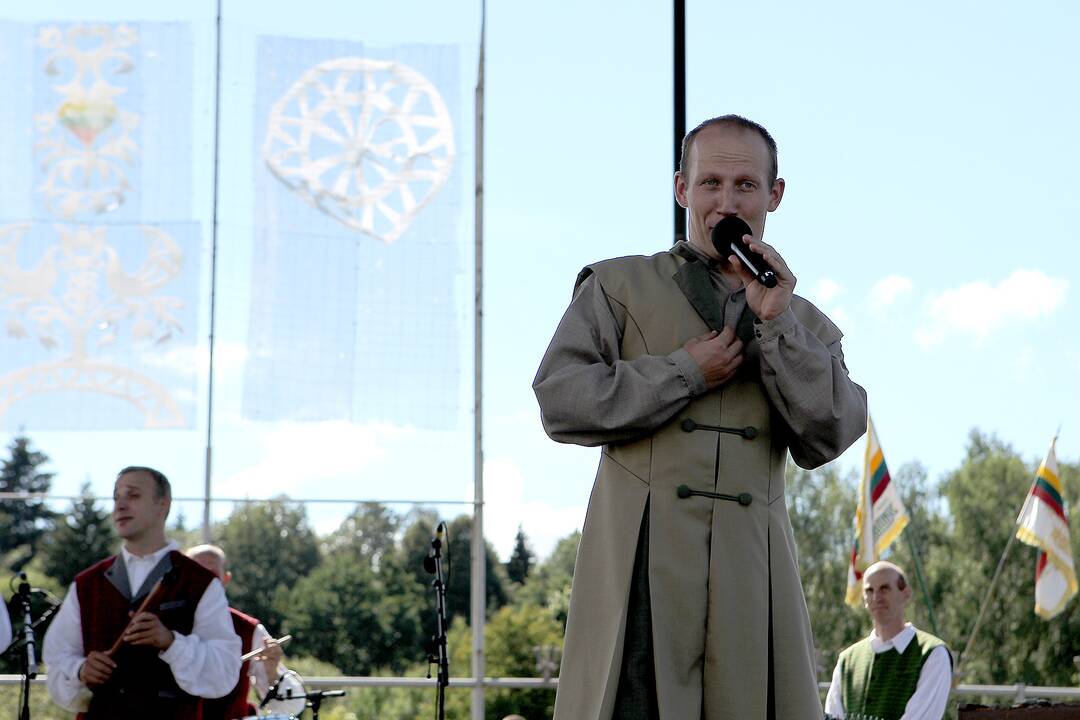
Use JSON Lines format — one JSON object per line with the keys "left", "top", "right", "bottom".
{"left": 249, "top": 622, "right": 305, "bottom": 716}
{"left": 0, "top": 595, "right": 11, "bottom": 653}
{"left": 824, "top": 623, "right": 952, "bottom": 720}
{"left": 42, "top": 540, "right": 242, "bottom": 713}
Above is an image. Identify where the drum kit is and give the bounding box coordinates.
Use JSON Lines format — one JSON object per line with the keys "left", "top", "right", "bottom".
{"left": 241, "top": 636, "right": 345, "bottom": 720}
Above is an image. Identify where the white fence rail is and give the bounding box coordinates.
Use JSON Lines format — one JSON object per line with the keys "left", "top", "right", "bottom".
{"left": 4, "top": 675, "right": 1080, "bottom": 704}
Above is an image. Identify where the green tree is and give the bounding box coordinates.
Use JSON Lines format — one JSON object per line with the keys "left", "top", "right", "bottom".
{"left": 323, "top": 502, "right": 400, "bottom": 568}
{"left": 446, "top": 604, "right": 563, "bottom": 720}
{"left": 786, "top": 461, "right": 865, "bottom": 677}
{"left": 938, "top": 431, "right": 1080, "bottom": 687}
{"left": 281, "top": 549, "right": 425, "bottom": 675}
{"left": 518, "top": 530, "right": 579, "bottom": 629}
{"left": 216, "top": 498, "right": 320, "bottom": 634}
{"left": 0, "top": 435, "right": 56, "bottom": 570}
{"left": 400, "top": 512, "right": 510, "bottom": 624}
{"left": 506, "top": 525, "right": 535, "bottom": 585}
{"left": 41, "top": 482, "right": 116, "bottom": 587}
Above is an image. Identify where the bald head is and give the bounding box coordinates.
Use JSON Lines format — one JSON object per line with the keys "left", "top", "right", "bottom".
{"left": 863, "top": 560, "right": 908, "bottom": 591}
{"left": 187, "top": 544, "right": 228, "bottom": 582}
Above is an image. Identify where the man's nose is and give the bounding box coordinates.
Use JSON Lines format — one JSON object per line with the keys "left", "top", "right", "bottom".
{"left": 716, "top": 187, "right": 739, "bottom": 215}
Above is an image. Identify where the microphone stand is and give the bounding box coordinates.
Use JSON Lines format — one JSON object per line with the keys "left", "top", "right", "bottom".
{"left": 16, "top": 574, "right": 36, "bottom": 720}
{"left": 423, "top": 522, "right": 449, "bottom": 720}
{"left": 259, "top": 674, "right": 344, "bottom": 720}
{"left": 3, "top": 581, "right": 62, "bottom": 720}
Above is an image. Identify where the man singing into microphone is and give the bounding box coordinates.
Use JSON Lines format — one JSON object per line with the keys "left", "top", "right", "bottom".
{"left": 43, "top": 466, "right": 240, "bottom": 719}
{"left": 533, "top": 115, "right": 867, "bottom": 719}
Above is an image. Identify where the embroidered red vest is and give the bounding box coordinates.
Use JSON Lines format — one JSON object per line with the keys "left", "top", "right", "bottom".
{"left": 201, "top": 608, "right": 259, "bottom": 720}
{"left": 74, "top": 550, "right": 216, "bottom": 720}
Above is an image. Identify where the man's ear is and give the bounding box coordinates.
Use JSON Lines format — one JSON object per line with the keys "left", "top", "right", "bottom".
{"left": 767, "top": 177, "right": 785, "bottom": 212}
{"left": 674, "top": 172, "right": 689, "bottom": 209}
{"left": 223, "top": 570, "right": 232, "bottom": 587}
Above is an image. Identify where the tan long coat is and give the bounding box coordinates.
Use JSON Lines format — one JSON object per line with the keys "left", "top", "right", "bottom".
{"left": 537, "top": 249, "right": 867, "bottom": 720}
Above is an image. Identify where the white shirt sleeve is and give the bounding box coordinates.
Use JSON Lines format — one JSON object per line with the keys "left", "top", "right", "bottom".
{"left": 823, "top": 656, "right": 845, "bottom": 718}
{"left": 0, "top": 597, "right": 11, "bottom": 653}
{"left": 248, "top": 623, "right": 305, "bottom": 716}
{"left": 42, "top": 583, "right": 93, "bottom": 713}
{"left": 158, "top": 578, "right": 242, "bottom": 699}
{"left": 900, "top": 645, "right": 952, "bottom": 720}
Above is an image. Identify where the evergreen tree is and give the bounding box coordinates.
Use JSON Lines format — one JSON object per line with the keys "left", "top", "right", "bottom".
{"left": 0, "top": 435, "right": 56, "bottom": 568}
{"left": 42, "top": 481, "right": 116, "bottom": 587}
{"left": 506, "top": 524, "right": 535, "bottom": 584}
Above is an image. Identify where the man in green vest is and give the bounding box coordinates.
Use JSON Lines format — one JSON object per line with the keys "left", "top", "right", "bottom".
{"left": 825, "top": 561, "right": 952, "bottom": 719}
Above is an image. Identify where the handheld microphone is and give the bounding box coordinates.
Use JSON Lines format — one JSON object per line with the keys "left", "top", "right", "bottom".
{"left": 710, "top": 216, "right": 777, "bottom": 288}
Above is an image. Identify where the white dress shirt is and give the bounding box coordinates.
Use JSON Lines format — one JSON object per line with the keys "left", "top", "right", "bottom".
{"left": 824, "top": 623, "right": 952, "bottom": 720}
{"left": 42, "top": 540, "right": 242, "bottom": 713}
{"left": 0, "top": 596, "right": 11, "bottom": 653}
{"left": 248, "top": 623, "right": 305, "bottom": 716}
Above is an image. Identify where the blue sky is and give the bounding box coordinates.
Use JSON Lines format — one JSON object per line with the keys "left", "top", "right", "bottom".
{"left": 1, "top": 0, "right": 1077, "bottom": 561}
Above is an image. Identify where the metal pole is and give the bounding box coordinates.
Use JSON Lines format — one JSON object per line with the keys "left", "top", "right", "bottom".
{"left": 471, "top": 4, "right": 487, "bottom": 719}
{"left": 202, "top": 0, "right": 225, "bottom": 541}
{"left": 954, "top": 479, "right": 1035, "bottom": 680}
{"left": 673, "top": 0, "right": 686, "bottom": 244}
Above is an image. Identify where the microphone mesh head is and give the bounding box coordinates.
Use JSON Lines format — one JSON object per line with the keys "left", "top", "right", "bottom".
{"left": 710, "top": 216, "right": 752, "bottom": 254}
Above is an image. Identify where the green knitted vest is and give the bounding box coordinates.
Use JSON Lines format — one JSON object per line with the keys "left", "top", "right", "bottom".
{"left": 839, "top": 629, "right": 947, "bottom": 720}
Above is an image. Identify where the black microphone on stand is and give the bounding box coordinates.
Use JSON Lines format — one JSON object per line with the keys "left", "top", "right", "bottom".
{"left": 260, "top": 672, "right": 287, "bottom": 709}
{"left": 423, "top": 522, "right": 446, "bottom": 574}
{"left": 422, "top": 521, "right": 450, "bottom": 720}
{"left": 16, "top": 574, "right": 36, "bottom": 680}
{"left": 711, "top": 216, "right": 777, "bottom": 288}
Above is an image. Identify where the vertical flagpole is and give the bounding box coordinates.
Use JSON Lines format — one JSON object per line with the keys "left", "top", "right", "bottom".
{"left": 202, "top": 0, "right": 225, "bottom": 542}
{"left": 470, "top": 3, "right": 486, "bottom": 719}
{"left": 953, "top": 522, "right": 1022, "bottom": 680}
{"left": 673, "top": 0, "right": 686, "bottom": 244}
{"left": 954, "top": 476, "right": 1037, "bottom": 680}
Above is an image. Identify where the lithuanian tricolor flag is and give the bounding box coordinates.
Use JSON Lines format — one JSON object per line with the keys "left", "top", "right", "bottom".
{"left": 1016, "top": 434, "right": 1077, "bottom": 619}
{"left": 845, "top": 415, "right": 910, "bottom": 607}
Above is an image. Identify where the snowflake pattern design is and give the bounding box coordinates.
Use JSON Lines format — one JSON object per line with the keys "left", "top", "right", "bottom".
{"left": 264, "top": 57, "right": 455, "bottom": 243}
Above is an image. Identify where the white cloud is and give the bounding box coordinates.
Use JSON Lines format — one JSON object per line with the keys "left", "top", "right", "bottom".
{"left": 869, "top": 275, "right": 914, "bottom": 310}
{"left": 221, "top": 420, "right": 414, "bottom": 498}
{"left": 915, "top": 269, "right": 1068, "bottom": 348}
{"left": 810, "top": 278, "right": 843, "bottom": 304}
{"left": 481, "top": 457, "right": 585, "bottom": 561}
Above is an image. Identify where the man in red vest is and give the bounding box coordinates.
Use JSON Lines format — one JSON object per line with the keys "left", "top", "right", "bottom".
{"left": 43, "top": 466, "right": 241, "bottom": 719}
{"left": 187, "top": 543, "right": 304, "bottom": 719}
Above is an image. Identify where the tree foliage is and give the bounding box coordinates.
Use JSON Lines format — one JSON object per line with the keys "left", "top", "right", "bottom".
{"left": 0, "top": 435, "right": 56, "bottom": 570}
{"left": 20, "top": 426, "right": 1080, "bottom": 718}
{"left": 41, "top": 481, "right": 116, "bottom": 588}
{"left": 215, "top": 498, "right": 320, "bottom": 634}
{"left": 506, "top": 525, "right": 535, "bottom": 585}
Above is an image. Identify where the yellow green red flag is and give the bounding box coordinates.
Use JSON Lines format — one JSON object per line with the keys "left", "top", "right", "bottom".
{"left": 845, "top": 415, "right": 910, "bottom": 607}
{"left": 1015, "top": 434, "right": 1077, "bottom": 619}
